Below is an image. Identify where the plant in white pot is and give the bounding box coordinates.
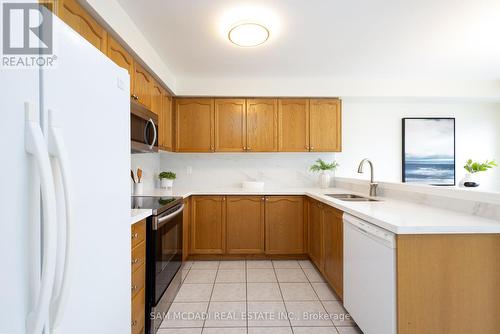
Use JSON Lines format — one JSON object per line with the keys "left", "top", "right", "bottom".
{"left": 460, "top": 159, "right": 497, "bottom": 187}
{"left": 159, "top": 171, "right": 176, "bottom": 189}
{"left": 310, "top": 159, "right": 339, "bottom": 188}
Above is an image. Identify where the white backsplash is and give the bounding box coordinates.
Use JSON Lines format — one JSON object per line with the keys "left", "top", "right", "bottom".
{"left": 159, "top": 152, "right": 337, "bottom": 189}
{"left": 131, "top": 153, "right": 161, "bottom": 192}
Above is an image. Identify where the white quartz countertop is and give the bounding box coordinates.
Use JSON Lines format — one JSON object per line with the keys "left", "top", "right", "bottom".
{"left": 131, "top": 208, "right": 152, "bottom": 225}
{"left": 132, "top": 187, "right": 500, "bottom": 234}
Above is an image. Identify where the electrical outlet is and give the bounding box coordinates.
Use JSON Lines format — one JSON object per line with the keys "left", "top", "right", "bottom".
{"left": 186, "top": 166, "right": 192, "bottom": 175}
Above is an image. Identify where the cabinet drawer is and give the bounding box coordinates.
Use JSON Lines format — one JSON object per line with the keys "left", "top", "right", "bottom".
{"left": 131, "top": 220, "right": 146, "bottom": 248}
{"left": 131, "top": 287, "right": 145, "bottom": 334}
{"left": 131, "top": 263, "right": 145, "bottom": 299}
{"left": 131, "top": 241, "right": 146, "bottom": 273}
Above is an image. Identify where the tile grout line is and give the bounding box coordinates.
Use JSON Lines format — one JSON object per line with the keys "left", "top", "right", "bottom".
{"left": 202, "top": 261, "right": 220, "bottom": 330}
{"left": 273, "top": 260, "right": 294, "bottom": 331}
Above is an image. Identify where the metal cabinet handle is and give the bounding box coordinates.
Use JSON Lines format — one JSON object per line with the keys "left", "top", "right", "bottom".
{"left": 261, "top": 197, "right": 265, "bottom": 201}
{"left": 310, "top": 146, "right": 315, "bottom": 151}
{"left": 246, "top": 147, "right": 251, "bottom": 151}
{"left": 131, "top": 258, "right": 139, "bottom": 265}
{"left": 305, "top": 146, "right": 309, "bottom": 150}
{"left": 131, "top": 320, "right": 137, "bottom": 327}
{"left": 131, "top": 94, "right": 139, "bottom": 100}
{"left": 131, "top": 285, "right": 137, "bottom": 292}
{"left": 131, "top": 232, "right": 138, "bottom": 239}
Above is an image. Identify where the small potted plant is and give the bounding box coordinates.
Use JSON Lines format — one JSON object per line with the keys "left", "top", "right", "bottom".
{"left": 310, "top": 159, "right": 339, "bottom": 188}
{"left": 159, "top": 171, "right": 176, "bottom": 189}
{"left": 460, "top": 159, "right": 497, "bottom": 187}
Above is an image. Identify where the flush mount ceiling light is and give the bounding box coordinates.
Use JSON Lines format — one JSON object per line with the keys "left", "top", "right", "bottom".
{"left": 228, "top": 22, "right": 270, "bottom": 47}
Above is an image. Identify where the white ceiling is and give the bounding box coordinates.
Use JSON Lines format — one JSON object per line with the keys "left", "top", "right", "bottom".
{"left": 116, "top": 0, "right": 500, "bottom": 96}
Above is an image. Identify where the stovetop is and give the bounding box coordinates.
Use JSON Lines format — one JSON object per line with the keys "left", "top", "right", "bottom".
{"left": 131, "top": 196, "right": 183, "bottom": 215}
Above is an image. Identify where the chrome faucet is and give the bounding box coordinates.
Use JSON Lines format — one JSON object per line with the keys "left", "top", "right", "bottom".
{"left": 357, "top": 159, "right": 378, "bottom": 197}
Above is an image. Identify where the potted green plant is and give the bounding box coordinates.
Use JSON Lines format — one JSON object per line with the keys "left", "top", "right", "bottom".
{"left": 460, "top": 159, "right": 497, "bottom": 187}
{"left": 310, "top": 159, "right": 339, "bottom": 188}
{"left": 159, "top": 171, "right": 176, "bottom": 189}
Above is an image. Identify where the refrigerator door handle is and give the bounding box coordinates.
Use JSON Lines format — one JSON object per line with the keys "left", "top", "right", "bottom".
{"left": 47, "top": 110, "right": 73, "bottom": 330}
{"left": 24, "top": 103, "right": 58, "bottom": 334}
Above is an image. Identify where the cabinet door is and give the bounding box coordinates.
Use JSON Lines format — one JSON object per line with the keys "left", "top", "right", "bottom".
{"left": 322, "top": 206, "right": 343, "bottom": 299}
{"left": 308, "top": 199, "right": 323, "bottom": 269}
{"left": 175, "top": 99, "right": 214, "bottom": 152}
{"left": 246, "top": 99, "right": 278, "bottom": 152}
{"left": 58, "top": 0, "right": 107, "bottom": 53}
{"left": 106, "top": 36, "right": 133, "bottom": 95}
{"left": 160, "top": 91, "right": 173, "bottom": 151}
{"left": 214, "top": 99, "right": 247, "bottom": 152}
{"left": 278, "top": 99, "right": 310, "bottom": 152}
{"left": 310, "top": 99, "right": 342, "bottom": 152}
{"left": 132, "top": 61, "right": 152, "bottom": 109}
{"left": 150, "top": 79, "right": 162, "bottom": 116}
{"left": 226, "top": 196, "right": 265, "bottom": 254}
{"left": 265, "top": 196, "right": 305, "bottom": 254}
{"left": 190, "top": 196, "right": 226, "bottom": 254}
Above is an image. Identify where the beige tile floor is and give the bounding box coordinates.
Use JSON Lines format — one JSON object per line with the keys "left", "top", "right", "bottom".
{"left": 158, "top": 260, "right": 363, "bottom": 334}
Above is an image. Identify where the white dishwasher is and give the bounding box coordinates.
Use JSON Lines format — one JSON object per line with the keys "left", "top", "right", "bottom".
{"left": 343, "top": 214, "right": 397, "bottom": 334}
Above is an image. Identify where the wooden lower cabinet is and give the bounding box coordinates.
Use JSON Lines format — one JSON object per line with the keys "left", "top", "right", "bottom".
{"left": 226, "top": 196, "right": 265, "bottom": 254}
{"left": 322, "top": 206, "right": 343, "bottom": 299}
{"left": 131, "top": 219, "right": 146, "bottom": 334}
{"left": 190, "top": 196, "right": 226, "bottom": 254}
{"left": 189, "top": 195, "right": 305, "bottom": 255}
{"left": 307, "top": 199, "right": 343, "bottom": 299}
{"left": 308, "top": 199, "right": 323, "bottom": 268}
{"left": 265, "top": 196, "right": 305, "bottom": 254}
{"left": 397, "top": 234, "right": 500, "bottom": 334}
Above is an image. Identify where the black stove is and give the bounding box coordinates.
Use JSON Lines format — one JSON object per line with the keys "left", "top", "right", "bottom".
{"left": 132, "top": 195, "right": 185, "bottom": 334}
{"left": 131, "top": 196, "right": 183, "bottom": 215}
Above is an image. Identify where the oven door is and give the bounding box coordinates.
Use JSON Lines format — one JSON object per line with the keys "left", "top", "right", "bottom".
{"left": 131, "top": 101, "right": 158, "bottom": 153}
{"left": 147, "top": 203, "right": 183, "bottom": 333}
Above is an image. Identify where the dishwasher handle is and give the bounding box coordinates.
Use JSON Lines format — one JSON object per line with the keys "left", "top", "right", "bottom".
{"left": 343, "top": 214, "right": 396, "bottom": 248}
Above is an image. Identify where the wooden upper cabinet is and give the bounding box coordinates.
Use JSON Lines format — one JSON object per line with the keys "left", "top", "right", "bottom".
{"left": 246, "top": 99, "right": 278, "bottom": 152}
{"left": 58, "top": 0, "right": 107, "bottom": 53}
{"left": 190, "top": 196, "right": 226, "bottom": 254}
{"left": 106, "top": 36, "right": 133, "bottom": 93}
{"left": 215, "top": 99, "right": 246, "bottom": 152}
{"left": 226, "top": 196, "right": 265, "bottom": 254}
{"left": 175, "top": 98, "right": 215, "bottom": 152}
{"left": 278, "top": 99, "right": 310, "bottom": 152}
{"left": 309, "top": 99, "right": 342, "bottom": 152}
{"left": 308, "top": 199, "right": 323, "bottom": 269}
{"left": 265, "top": 196, "right": 305, "bottom": 254}
{"left": 132, "top": 61, "right": 152, "bottom": 109}
{"left": 160, "top": 91, "right": 173, "bottom": 151}
{"left": 322, "top": 206, "right": 343, "bottom": 299}
{"left": 150, "top": 79, "right": 162, "bottom": 116}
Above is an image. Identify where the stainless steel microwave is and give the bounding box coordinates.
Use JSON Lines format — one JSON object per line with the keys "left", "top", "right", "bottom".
{"left": 131, "top": 101, "right": 158, "bottom": 153}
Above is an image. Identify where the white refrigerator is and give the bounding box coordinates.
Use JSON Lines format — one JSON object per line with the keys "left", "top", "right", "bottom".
{"left": 0, "top": 9, "right": 131, "bottom": 334}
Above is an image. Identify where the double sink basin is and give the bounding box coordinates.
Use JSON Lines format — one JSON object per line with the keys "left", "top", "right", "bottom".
{"left": 325, "top": 194, "right": 380, "bottom": 202}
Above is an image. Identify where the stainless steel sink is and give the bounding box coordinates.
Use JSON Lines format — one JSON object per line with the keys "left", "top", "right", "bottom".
{"left": 325, "top": 194, "right": 380, "bottom": 202}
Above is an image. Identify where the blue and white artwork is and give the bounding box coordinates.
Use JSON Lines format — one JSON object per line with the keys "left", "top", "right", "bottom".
{"left": 403, "top": 118, "right": 455, "bottom": 185}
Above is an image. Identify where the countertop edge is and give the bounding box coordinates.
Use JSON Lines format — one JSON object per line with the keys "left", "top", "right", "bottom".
{"left": 131, "top": 209, "right": 152, "bottom": 225}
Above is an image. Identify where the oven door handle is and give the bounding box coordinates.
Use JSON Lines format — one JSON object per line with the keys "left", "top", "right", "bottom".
{"left": 154, "top": 204, "right": 184, "bottom": 230}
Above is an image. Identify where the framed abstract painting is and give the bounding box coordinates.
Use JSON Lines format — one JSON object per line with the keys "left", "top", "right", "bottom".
{"left": 402, "top": 118, "right": 456, "bottom": 186}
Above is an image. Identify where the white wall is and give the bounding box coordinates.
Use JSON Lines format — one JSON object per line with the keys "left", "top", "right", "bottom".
{"left": 335, "top": 100, "right": 500, "bottom": 191}
{"left": 131, "top": 153, "right": 161, "bottom": 192}
{"left": 159, "top": 152, "right": 336, "bottom": 189}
